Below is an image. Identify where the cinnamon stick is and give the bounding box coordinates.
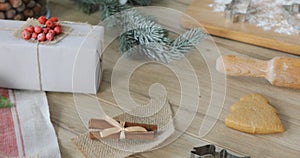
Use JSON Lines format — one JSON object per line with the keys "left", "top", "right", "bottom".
{"left": 89, "top": 119, "right": 158, "bottom": 131}
{"left": 89, "top": 118, "right": 115, "bottom": 129}
{"left": 88, "top": 119, "right": 157, "bottom": 140}
{"left": 89, "top": 130, "right": 155, "bottom": 140}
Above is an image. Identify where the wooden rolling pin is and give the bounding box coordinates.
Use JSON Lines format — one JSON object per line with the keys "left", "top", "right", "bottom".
{"left": 216, "top": 55, "right": 300, "bottom": 89}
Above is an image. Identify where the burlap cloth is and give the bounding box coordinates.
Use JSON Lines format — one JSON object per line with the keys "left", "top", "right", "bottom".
{"left": 72, "top": 96, "right": 174, "bottom": 158}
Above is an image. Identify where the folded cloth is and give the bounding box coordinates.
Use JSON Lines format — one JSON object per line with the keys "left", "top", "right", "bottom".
{"left": 72, "top": 96, "right": 174, "bottom": 158}
{"left": 0, "top": 88, "right": 61, "bottom": 158}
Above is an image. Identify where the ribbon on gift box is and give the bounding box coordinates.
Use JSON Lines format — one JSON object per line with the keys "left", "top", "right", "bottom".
{"left": 90, "top": 116, "right": 149, "bottom": 139}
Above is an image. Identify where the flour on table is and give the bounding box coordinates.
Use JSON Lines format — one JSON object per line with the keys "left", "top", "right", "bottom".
{"left": 209, "top": 0, "right": 300, "bottom": 35}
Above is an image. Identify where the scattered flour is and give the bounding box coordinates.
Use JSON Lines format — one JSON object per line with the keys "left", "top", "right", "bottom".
{"left": 209, "top": 0, "right": 300, "bottom": 35}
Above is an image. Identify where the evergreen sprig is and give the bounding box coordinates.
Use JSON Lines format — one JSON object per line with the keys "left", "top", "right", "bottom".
{"left": 118, "top": 10, "right": 207, "bottom": 63}
{"left": 100, "top": 0, "right": 130, "bottom": 20}
{"left": 170, "top": 28, "right": 207, "bottom": 54}
{"left": 119, "top": 10, "right": 169, "bottom": 53}
{"left": 0, "top": 96, "right": 13, "bottom": 109}
{"left": 75, "top": 0, "right": 207, "bottom": 63}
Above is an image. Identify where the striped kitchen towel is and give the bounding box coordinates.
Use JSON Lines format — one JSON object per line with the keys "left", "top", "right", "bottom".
{"left": 0, "top": 89, "right": 60, "bottom": 158}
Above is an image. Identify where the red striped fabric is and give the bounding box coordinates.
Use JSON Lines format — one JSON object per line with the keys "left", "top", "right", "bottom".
{"left": 0, "top": 89, "right": 60, "bottom": 158}
{"left": 0, "top": 89, "right": 18, "bottom": 157}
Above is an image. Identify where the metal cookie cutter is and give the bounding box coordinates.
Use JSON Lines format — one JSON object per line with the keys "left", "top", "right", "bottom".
{"left": 191, "top": 144, "right": 251, "bottom": 158}
{"left": 224, "top": 0, "right": 256, "bottom": 23}
{"left": 282, "top": 3, "right": 300, "bottom": 30}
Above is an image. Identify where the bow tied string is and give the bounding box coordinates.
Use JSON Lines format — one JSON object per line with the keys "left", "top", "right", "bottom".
{"left": 92, "top": 116, "right": 148, "bottom": 139}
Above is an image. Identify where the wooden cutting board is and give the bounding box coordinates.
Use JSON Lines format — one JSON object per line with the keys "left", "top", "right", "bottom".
{"left": 183, "top": 0, "right": 300, "bottom": 55}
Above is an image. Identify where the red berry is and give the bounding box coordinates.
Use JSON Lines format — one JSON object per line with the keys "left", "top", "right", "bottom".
{"left": 25, "top": 25, "right": 34, "bottom": 33}
{"left": 34, "top": 26, "right": 42, "bottom": 34}
{"left": 55, "top": 24, "right": 61, "bottom": 28}
{"left": 45, "top": 20, "right": 54, "bottom": 28}
{"left": 49, "top": 17, "right": 58, "bottom": 23}
{"left": 32, "top": 32, "right": 38, "bottom": 40}
{"left": 38, "top": 16, "right": 47, "bottom": 25}
{"left": 46, "top": 32, "right": 55, "bottom": 41}
{"left": 47, "top": 29, "right": 55, "bottom": 35}
{"left": 37, "top": 33, "right": 46, "bottom": 42}
{"left": 54, "top": 26, "right": 62, "bottom": 35}
{"left": 43, "top": 28, "right": 50, "bottom": 34}
{"left": 22, "top": 30, "right": 31, "bottom": 40}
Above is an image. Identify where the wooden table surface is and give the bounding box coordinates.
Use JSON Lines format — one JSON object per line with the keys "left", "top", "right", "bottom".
{"left": 48, "top": 0, "right": 300, "bottom": 157}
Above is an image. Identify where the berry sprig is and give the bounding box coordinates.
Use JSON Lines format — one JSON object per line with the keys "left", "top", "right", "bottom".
{"left": 22, "top": 16, "right": 62, "bottom": 42}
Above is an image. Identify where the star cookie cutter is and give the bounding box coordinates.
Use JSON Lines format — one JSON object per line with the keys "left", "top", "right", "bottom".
{"left": 282, "top": 3, "right": 300, "bottom": 30}
{"left": 224, "top": 0, "right": 256, "bottom": 23}
{"left": 191, "top": 144, "right": 251, "bottom": 158}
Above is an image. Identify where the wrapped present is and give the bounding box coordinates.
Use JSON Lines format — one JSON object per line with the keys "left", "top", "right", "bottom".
{"left": 0, "top": 19, "right": 104, "bottom": 94}
{"left": 88, "top": 117, "right": 158, "bottom": 140}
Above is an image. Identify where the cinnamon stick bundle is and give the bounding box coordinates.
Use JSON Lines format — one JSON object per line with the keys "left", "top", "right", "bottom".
{"left": 89, "top": 119, "right": 158, "bottom": 140}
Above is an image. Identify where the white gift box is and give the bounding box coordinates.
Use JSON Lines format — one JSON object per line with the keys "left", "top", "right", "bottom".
{"left": 0, "top": 20, "right": 104, "bottom": 94}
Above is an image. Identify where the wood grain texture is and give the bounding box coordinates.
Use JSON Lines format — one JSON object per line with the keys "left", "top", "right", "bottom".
{"left": 217, "top": 55, "right": 268, "bottom": 78}
{"left": 183, "top": 0, "right": 300, "bottom": 56}
{"left": 47, "top": 0, "right": 300, "bottom": 158}
{"left": 217, "top": 55, "right": 300, "bottom": 89}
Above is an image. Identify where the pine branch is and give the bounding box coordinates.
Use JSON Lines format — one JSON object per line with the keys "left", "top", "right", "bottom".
{"left": 0, "top": 96, "right": 13, "bottom": 109}
{"left": 142, "top": 44, "right": 184, "bottom": 63}
{"left": 119, "top": 12, "right": 207, "bottom": 63}
{"left": 120, "top": 28, "right": 168, "bottom": 52}
{"left": 124, "top": 43, "right": 184, "bottom": 63}
{"left": 74, "top": 0, "right": 207, "bottom": 63}
{"left": 120, "top": 30, "right": 139, "bottom": 52}
{"left": 119, "top": 10, "right": 169, "bottom": 53}
{"left": 100, "top": 0, "right": 129, "bottom": 20}
{"left": 169, "top": 28, "right": 207, "bottom": 54}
